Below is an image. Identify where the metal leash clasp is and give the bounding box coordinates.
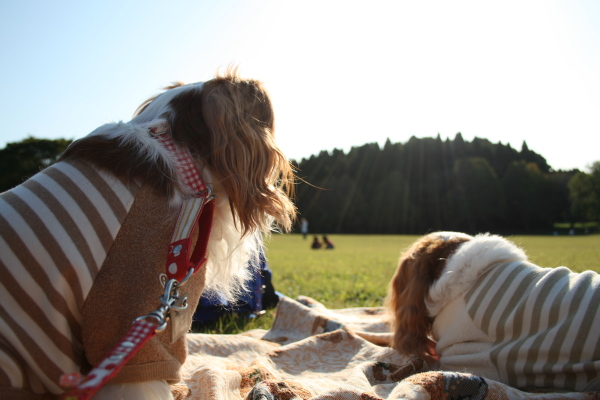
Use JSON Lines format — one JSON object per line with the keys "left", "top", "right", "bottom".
{"left": 137, "top": 268, "right": 194, "bottom": 333}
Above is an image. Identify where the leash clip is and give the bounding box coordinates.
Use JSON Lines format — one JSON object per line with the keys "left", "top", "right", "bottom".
{"left": 136, "top": 273, "right": 192, "bottom": 333}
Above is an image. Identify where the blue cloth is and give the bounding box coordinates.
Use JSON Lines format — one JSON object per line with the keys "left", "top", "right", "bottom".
{"left": 193, "top": 252, "right": 278, "bottom": 323}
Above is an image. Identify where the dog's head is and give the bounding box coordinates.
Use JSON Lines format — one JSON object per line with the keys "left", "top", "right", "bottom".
{"left": 59, "top": 68, "right": 297, "bottom": 300}
{"left": 385, "top": 231, "right": 472, "bottom": 362}
{"left": 62, "top": 67, "right": 296, "bottom": 236}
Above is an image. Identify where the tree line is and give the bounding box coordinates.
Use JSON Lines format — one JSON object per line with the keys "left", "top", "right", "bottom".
{"left": 0, "top": 137, "right": 72, "bottom": 192}
{"left": 293, "top": 134, "right": 599, "bottom": 235}
{"left": 1, "top": 135, "right": 598, "bottom": 235}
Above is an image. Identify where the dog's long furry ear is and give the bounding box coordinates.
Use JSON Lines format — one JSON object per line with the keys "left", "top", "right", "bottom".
{"left": 168, "top": 67, "right": 296, "bottom": 236}
{"left": 385, "top": 234, "right": 470, "bottom": 362}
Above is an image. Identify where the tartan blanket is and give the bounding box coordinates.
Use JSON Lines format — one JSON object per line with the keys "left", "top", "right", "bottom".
{"left": 172, "top": 296, "right": 600, "bottom": 400}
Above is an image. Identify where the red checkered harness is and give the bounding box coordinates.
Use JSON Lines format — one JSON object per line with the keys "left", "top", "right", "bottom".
{"left": 59, "top": 123, "right": 214, "bottom": 399}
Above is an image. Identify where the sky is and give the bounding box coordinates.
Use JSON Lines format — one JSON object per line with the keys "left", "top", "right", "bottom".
{"left": 1, "top": 0, "right": 599, "bottom": 172}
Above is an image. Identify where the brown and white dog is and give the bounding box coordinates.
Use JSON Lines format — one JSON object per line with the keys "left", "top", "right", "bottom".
{"left": 0, "top": 68, "right": 296, "bottom": 399}
{"left": 385, "top": 232, "right": 600, "bottom": 392}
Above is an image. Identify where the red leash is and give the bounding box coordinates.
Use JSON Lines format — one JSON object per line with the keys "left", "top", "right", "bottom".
{"left": 59, "top": 122, "right": 213, "bottom": 399}
{"left": 59, "top": 319, "right": 159, "bottom": 400}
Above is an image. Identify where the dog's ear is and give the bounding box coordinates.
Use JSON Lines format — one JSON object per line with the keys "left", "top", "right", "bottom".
{"left": 386, "top": 253, "right": 437, "bottom": 362}
{"left": 167, "top": 70, "right": 296, "bottom": 235}
{"left": 385, "top": 234, "right": 468, "bottom": 362}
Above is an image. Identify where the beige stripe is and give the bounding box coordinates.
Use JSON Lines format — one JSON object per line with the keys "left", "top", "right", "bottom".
{"left": 56, "top": 161, "right": 130, "bottom": 236}
{"left": 471, "top": 264, "right": 523, "bottom": 335}
{"left": 557, "top": 271, "right": 600, "bottom": 386}
{"left": 517, "top": 268, "right": 570, "bottom": 388}
{"left": 493, "top": 266, "right": 539, "bottom": 342}
{"left": 0, "top": 368, "right": 13, "bottom": 388}
{"left": 0, "top": 307, "right": 64, "bottom": 393}
{"left": 29, "top": 171, "right": 106, "bottom": 280}
{"left": 531, "top": 272, "right": 572, "bottom": 388}
{"left": 465, "top": 263, "right": 507, "bottom": 324}
{"left": 501, "top": 268, "right": 570, "bottom": 387}
{"left": 0, "top": 366, "right": 14, "bottom": 388}
{"left": 0, "top": 209, "right": 85, "bottom": 308}
{"left": 43, "top": 167, "right": 114, "bottom": 257}
{"left": 0, "top": 161, "right": 135, "bottom": 394}
{"left": 1, "top": 275, "right": 83, "bottom": 382}
{"left": 0, "top": 338, "right": 26, "bottom": 389}
{"left": 0, "top": 327, "right": 60, "bottom": 393}
{"left": 586, "top": 332, "right": 600, "bottom": 383}
{"left": 469, "top": 263, "right": 600, "bottom": 390}
{"left": 174, "top": 198, "right": 203, "bottom": 240}
{"left": 22, "top": 178, "right": 98, "bottom": 279}
{"left": 523, "top": 268, "right": 569, "bottom": 335}
{"left": 542, "top": 272, "right": 594, "bottom": 389}
{"left": 67, "top": 160, "right": 130, "bottom": 221}
{"left": 0, "top": 258, "right": 78, "bottom": 356}
{"left": 184, "top": 199, "right": 203, "bottom": 237}
{"left": 173, "top": 202, "right": 192, "bottom": 241}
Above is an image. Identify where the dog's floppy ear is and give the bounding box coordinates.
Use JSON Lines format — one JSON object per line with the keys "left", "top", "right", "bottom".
{"left": 385, "top": 234, "right": 469, "bottom": 362}
{"left": 168, "top": 69, "right": 296, "bottom": 235}
{"left": 386, "top": 254, "right": 436, "bottom": 361}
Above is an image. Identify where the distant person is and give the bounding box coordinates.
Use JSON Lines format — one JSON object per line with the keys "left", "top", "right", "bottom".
{"left": 322, "top": 235, "right": 334, "bottom": 249}
{"left": 311, "top": 235, "right": 322, "bottom": 249}
{"left": 300, "top": 217, "right": 309, "bottom": 239}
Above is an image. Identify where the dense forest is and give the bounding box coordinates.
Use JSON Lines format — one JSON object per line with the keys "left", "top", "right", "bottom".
{"left": 0, "top": 137, "right": 72, "bottom": 192}
{"left": 1, "top": 135, "right": 599, "bottom": 235}
{"left": 293, "top": 134, "right": 599, "bottom": 235}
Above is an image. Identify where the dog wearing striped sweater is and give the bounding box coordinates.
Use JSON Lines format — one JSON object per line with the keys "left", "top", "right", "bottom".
{"left": 0, "top": 68, "right": 296, "bottom": 399}
{"left": 385, "top": 232, "right": 600, "bottom": 392}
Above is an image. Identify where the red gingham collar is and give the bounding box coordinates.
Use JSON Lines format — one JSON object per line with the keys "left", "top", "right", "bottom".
{"left": 148, "top": 121, "right": 214, "bottom": 282}
{"left": 148, "top": 121, "right": 209, "bottom": 195}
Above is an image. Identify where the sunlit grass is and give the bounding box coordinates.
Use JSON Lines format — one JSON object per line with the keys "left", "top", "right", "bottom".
{"left": 264, "top": 234, "right": 415, "bottom": 309}
{"left": 193, "top": 233, "right": 599, "bottom": 334}
{"left": 509, "top": 234, "right": 600, "bottom": 273}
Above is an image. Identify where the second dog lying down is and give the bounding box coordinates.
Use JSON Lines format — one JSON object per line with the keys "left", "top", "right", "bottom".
{"left": 385, "top": 232, "right": 600, "bottom": 392}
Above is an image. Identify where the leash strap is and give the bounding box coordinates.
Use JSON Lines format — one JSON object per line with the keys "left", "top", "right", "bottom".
{"left": 60, "top": 320, "right": 159, "bottom": 400}
{"left": 166, "top": 195, "right": 214, "bottom": 282}
{"left": 59, "top": 121, "right": 214, "bottom": 399}
{"left": 150, "top": 121, "right": 214, "bottom": 282}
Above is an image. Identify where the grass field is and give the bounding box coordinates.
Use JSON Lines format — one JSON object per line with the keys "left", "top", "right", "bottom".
{"left": 193, "top": 233, "right": 600, "bottom": 334}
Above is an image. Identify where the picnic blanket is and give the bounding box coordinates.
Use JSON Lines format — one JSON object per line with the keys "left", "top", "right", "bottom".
{"left": 172, "top": 296, "right": 600, "bottom": 400}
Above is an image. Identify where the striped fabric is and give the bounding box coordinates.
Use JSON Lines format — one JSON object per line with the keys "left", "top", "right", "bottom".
{"left": 464, "top": 261, "right": 600, "bottom": 391}
{"left": 171, "top": 197, "right": 205, "bottom": 242}
{"left": 0, "top": 160, "right": 138, "bottom": 395}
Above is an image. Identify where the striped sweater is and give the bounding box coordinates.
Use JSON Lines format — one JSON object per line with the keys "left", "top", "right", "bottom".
{"left": 0, "top": 160, "right": 139, "bottom": 395}
{"left": 427, "top": 234, "right": 600, "bottom": 392}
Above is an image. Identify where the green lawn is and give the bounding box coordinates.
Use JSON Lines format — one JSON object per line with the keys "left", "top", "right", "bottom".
{"left": 193, "top": 233, "right": 600, "bottom": 334}
{"left": 265, "top": 234, "right": 413, "bottom": 309}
